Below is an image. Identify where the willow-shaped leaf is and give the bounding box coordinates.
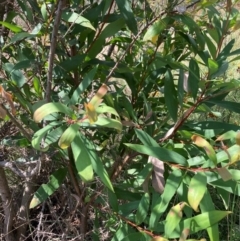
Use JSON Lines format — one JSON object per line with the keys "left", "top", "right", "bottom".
{"left": 30, "top": 168, "right": 67, "bottom": 208}
{"left": 164, "top": 69, "right": 178, "bottom": 121}
{"left": 191, "top": 135, "right": 217, "bottom": 166}
{"left": 188, "top": 172, "right": 207, "bottom": 212}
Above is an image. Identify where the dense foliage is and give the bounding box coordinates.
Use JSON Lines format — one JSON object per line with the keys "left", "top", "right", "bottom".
{"left": 1, "top": 0, "right": 240, "bottom": 240}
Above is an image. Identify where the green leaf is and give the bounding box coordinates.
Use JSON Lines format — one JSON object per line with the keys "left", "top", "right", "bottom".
{"left": 135, "top": 129, "right": 159, "bottom": 147}
{"left": 29, "top": 168, "right": 67, "bottom": 208}
{"left": 188, "top": 121, "right": 239, "bottom": 132}
{"left": 133, "top": 163, "right": 153, "bottom": 188}
{"left": 96, "top": 105, "right": 120, "bottom": 117}
{"left": 150, "top": 169, "right": 183, "bottom": 229}
{"left": 82, "top": 117, "right": 122, "bottom": 131}
{"left": 165, "top": 202, "right": 186, "bottom": 238}
{"left": 211, "top": 179, "right": 240, "bottom": 195}
{"left": 71, "top": 132, "right": 94, "bottom": 182}
{"left": 121, "top": 232, "right": 151, "bottom": 241}
{"left": 200, "top": 192, "right": 219, "bottom": 241}
{"left": 191, "top": 135, "right": 217, "bottom": 166}
{"left": 41, "top": 3, "right": 48, "bottom": 20}
{"left": 45, "top": 126, "right": 66, "bottom": 146}
{"left": 188, "top": 172, "right": 207, "bottom": 212}
{"left": 33, "top": 103, "right": 76, "bottom": 122}
{"left": 216, "top": 130, "right": 236, "bottom": 141}
{"left": 0, "top": 21, "right": 23, "bottom": 33}
{"left": 217, "top": 39, "right": 234, "bottom": 60}
{"left": 70, "top": 67, "right": 97, "bottom": 104}
{"left": 33, "top": 77, "right": 42, "bottom": 96}
{"left": 211, "top": 61, "right": 228, "bottom": 78}
{"left": 164, "top": 69, "right": 178, "bottom": 121}
{"left": 125, "top": 144, "right": 187, "bottom": 166}
{"left": 143, "top": 17, "right": 170, "bottom": 42}
{"left": 3, "top": 63, "right": 26, "bottom": 87}
{"left": 203, "top": 32, "right": 217, "bottom": 58}
{"left": 188, "top": 58, "right": 200, "bottom": 100}
{"left": 32, "top": 121, "right": 62, "bottom": 151}
{"left": 178, "top": 69, "right": 185, "bottom": 107}
{"left": 62, "top": 11, "right": 95, "bottom": 31}
{"left": 108, "top": 190, "right": 119, "bottom": 212}
{"left": 9, "top": 32, "right": 37, "bottom": 43}
{"left": 135, "top": 193, "right": 150, "bottom": 224}
{"left": 115, "top": 0, "right": 138, "bottom": 35}
{"left": 88, "top": 18, "right": 125, "bottom": 58}
{"left": 80, "top": 134, "right": 114, "bottom": 192}
{"left": 167, "top": 210, "right": 231, "bottom": 239}
{"left": 58, "top": 54, "right": 85, "bottom": 72}
{"left": 206, "top": 100, "right": 240, "bottom": 114}
{"left": 208, "top": 58, "right": 218, "bottom": 76}
{"left": 58, "top": 123, "right": 79, "bottom": 149}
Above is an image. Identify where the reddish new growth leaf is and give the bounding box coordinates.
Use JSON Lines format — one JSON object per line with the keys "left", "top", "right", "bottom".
{"left": 149, "top": 156, "right": 165, "bottom": 194}
{"left": 0, "top": 85, "right": 16, "bottom": 118}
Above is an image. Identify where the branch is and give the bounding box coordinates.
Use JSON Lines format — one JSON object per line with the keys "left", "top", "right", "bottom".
{"left": 0, "top": 157, "right": 40, "bottom": 178}
{"left": 0, "top": 104, "right": 31, "bottom": 141}
{"left": 0, "top": 167, "right": 15, "bottom": 241}
{"left": 46, "top": 0, "right": 63, "bottom": 102}
{"left": 104, "top": 9, "right": 171, "bottom": 83}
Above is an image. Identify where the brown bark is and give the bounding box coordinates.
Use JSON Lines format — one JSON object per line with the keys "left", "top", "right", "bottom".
{"left": 0, "top": 167, "right": 15, "bottom": 241}
{"left": 0, "top": 0, "right": 13, "bottom": 41}
{"left": 16, "top": 177, "right": 35, "bottom": 241}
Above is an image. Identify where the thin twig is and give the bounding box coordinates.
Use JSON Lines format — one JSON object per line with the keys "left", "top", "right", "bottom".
{"left": 85, "top": 0, "right": 115, "bottom": 54}
{"left": 46, "top": 0, "right": 63, "bottom": 102}
{"left": 0, "top": 104, "right": 31, "bottom": 141}
{"left": 0, "top": 161, "right": 26, "bottom": 178}
{"left": 105, "top": 0, "right": 202, "bottom": 84}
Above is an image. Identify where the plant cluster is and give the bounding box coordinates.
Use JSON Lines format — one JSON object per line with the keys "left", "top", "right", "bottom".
{"left": 1, "top": 0, "right": 240, "bottom": 240}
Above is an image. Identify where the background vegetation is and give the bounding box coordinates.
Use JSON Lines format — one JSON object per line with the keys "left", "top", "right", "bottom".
{"left": 1, "top": 0, "right": 240, "bottom": 240}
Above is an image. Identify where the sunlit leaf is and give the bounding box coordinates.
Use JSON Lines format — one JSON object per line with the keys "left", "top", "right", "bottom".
{"left": 84, "top": 102, "right": 98, "bottom": 124}
{"left": 165, "top": 202, "right": 186, "bottom": 238}
{"left": 80, "top": 134, "right": 114, "bottom": 191}
{"left": 151, "top": 237, "right": 168, "bottom": 241}
{"left": 34, "top": 103, "right": 76, "bottom": 122}
{"left": 81, "top": 116, "right": 122, "bottom": 132}
{"left": 96, "top": 105, "right": 120, "bottom": 117}
{"left": 30, "top": 168, "right": 67, "bottom": 208}
{"left": 71, "top": 132, "right": 94, "bottom": 182}
{"left": 125, "top": 144, "right": 187, "bottom": 166}
{"left": 188, "top": 172, "right": 207, "bottom": 212}
{"left": 208, "top": 58, "right": 218, "bottom": 76}
{"left": 143, "top": 17, "right": 170, "bottom": 43}
{"left": 0, "top": 21, "right": 23, "bottom": 33}
{"left": 58, "top": 123, "right": 79, "bottom": 149}
{"left": 179, "top": 228, "right": 190, "bottom": 241}
{"left": 62, "top": 11, "right": 95, "bottom": 31}
{"left": 135, "top": 193, "right": 150, "bottom": 224}
{"left": 150, "top": 169, "right": 182, "bottom": 229}
{"left": 191, "top": 135, "right": 217, "bottom": 166}
{"left": 216, "top": 130, "right": 236, "bottom": 141}
{"left": 200, "top": 191, "right": 219, "bottom": 241}
{"left": 90, "top": 84, "right": 108, "bottom": 108}
{"left": 163, "top": 210, "right": 231, "bottom": 238}
{"left": 32, "top": 121, "right": 62, "bottom": 151}
{"left": 236, "top": 132, "right": 240, "bottom": 145}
